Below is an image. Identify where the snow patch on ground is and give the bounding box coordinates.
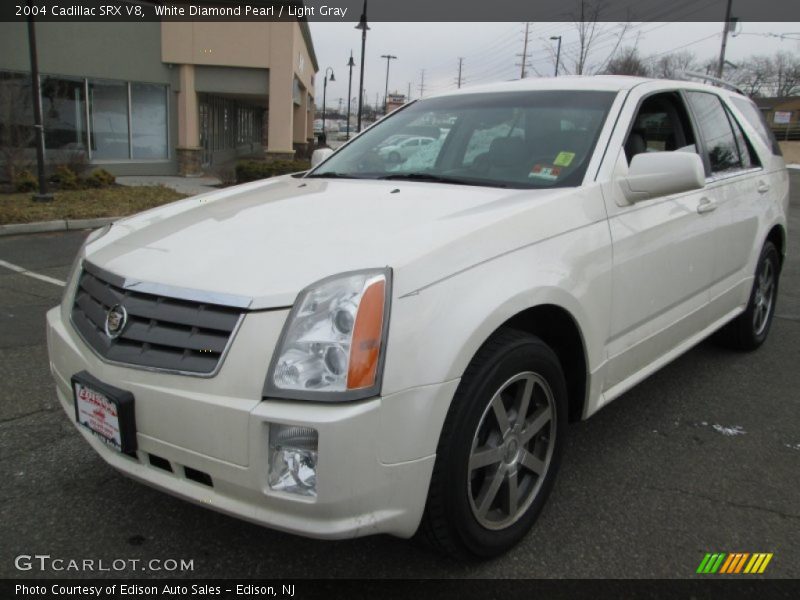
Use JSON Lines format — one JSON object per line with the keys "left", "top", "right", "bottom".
{"left": 787, "top": 164, "right": 800, "bottom": 170}
{"left": 694, "top": 421, "right": 747, "bottom": 436}
{"left": 785, "top": 442, "right": 800, "bottom": 451}
{"left": 711, "top": 424, "right": 747, "bottom": 436}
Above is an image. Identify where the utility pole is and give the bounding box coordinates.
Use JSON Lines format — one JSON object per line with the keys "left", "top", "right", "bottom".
{"left": 26, "top": 8, "right": 52, "bottom": 201}
{"left": 456, "top": 57, "right": 464, "bottom": 88}
{"left": 518, "top": 22, "right": 531, "bottom": 79}
{"left": 418, "top": 69, "right": 426, "bottom": 98}
{"left": 550, "top": 35, "right": 562, "bottom": 77}
{"left": 407, "top": 81, "right": 411, "bottom": 102}
{"left": 380, "top": 54, "right": 397, "bottom": 114}
{"left": 716, "top": 0, "right": 734, "bottom": 78}
{"left": 355, "top": 0, "right": 369, "bottom": 132}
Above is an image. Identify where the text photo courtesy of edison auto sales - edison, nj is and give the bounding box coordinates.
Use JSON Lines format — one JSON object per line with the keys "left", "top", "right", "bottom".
{"left": 0, "top": 1, "right": 799, "bottom": 598}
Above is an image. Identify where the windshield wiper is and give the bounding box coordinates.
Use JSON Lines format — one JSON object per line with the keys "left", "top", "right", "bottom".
{"left": 378, "top": 173, "right": 506, "bottom": 188}
{"left": 305, "top": 172, "right": 366, "bottom": 179}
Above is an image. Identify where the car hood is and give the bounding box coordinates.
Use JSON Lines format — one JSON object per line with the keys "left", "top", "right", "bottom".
{"left": 86, "top": 176, "right": 580, "bottom": 309}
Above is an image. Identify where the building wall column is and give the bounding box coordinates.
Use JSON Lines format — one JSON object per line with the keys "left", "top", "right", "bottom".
{"left": 266, "top": 70, "right": 295, "bottom": 160}
{"left": 306, "top": 96, "right": 315, "bottom": 147}
{"left": 176, "top": 64, "right": 202, "bottom": 176}
{"left": 292, "top": 87, "right": 309, "bottom": 157}
{"left": 266, "top": 25, "right": 295, "bottom": 161}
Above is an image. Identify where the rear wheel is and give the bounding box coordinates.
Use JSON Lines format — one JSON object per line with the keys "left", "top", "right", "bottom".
{"left": 717, "top": 240, "right": 780, "bottom": 351}
{"left": 420, "top": 328, "right": 567, "bottom": 559}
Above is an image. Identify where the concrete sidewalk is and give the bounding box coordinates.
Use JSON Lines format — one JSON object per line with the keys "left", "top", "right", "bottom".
{"left": 117, "top": 175, "right": 222, "bottom": 196}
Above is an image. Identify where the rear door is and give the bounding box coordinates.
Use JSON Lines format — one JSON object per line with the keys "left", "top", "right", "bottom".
{"left": 684, "top": 91, "right": 764, "bottom": 319}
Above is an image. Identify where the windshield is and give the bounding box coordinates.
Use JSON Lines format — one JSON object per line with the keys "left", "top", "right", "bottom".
{"left": 309, "top": 90, "right": 617, "bottom": 189}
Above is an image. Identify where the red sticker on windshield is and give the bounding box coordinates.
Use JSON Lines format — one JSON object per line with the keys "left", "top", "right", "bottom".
{"left": 529, "top": 164, "right": 560, "bottom": 181}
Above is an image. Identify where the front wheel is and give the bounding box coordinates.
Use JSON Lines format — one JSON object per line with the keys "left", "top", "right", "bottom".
{"left": 420, "top": 329, "right": 567, "bottom": 559}
{"left": 717, "top": 240, "right": 780, "bottom": 351}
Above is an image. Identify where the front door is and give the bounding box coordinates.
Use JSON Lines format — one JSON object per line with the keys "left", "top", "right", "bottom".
{"left": 600, "top": 88, "right": 722, "bottom": 393}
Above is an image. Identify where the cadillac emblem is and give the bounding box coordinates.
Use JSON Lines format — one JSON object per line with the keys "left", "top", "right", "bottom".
{"left": 104, "top": 304, "right": 128, "bottom": 339}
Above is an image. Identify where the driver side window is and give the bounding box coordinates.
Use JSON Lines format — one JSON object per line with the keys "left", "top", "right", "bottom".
{"left": 624, "top": 92, "right": 698, "bottom": 165}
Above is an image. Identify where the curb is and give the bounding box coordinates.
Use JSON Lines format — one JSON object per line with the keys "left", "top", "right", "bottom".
{"left": 0, "top": 216, "right": 119, "bottom": 237}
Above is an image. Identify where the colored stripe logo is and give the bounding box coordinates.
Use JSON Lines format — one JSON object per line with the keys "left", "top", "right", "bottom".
{"left": 696, "top": 553, "right": 773, "bottom": 574}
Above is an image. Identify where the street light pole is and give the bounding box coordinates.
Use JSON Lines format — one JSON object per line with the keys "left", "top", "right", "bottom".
{"left": 380, "top": 54, "right": 397, "bottom": 115}
{"left": 26, "top": 8, "right": 52, "bottom": 201}
{"left": 346, "top": 51, "right": 355, "bottom": 140}
{"left": 321, "top": 67, "right": 335, "bottom": 143}
{"left": 355, "top": 0, "right": 369, "bottom": 133}
{"left": 550, "top": 36, "right": 562, "bottom": 77}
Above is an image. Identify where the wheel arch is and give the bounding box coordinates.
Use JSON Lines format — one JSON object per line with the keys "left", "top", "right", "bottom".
{"left": 501, "top": 305, "right": 589, "bottom": 423}
{"left": 766, "top": 223, "right": 786, "bottom": 268}
{"left": 459, "top": 303, "right": 590, "bottom": 425}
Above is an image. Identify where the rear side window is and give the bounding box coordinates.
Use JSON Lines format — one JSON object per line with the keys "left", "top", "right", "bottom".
{"left": 686, "top": 92, "right": 745, "bottom": 175}
{"left": 727, "top": 109, "right": 760, "bottom": 169}
{"left": 730, "top": 96, "right": 782, "bottom": 156}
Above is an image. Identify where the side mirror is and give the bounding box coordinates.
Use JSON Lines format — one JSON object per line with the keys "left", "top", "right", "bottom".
{"left": 619, "top": 152, "right": 706, "bottom": 203}
{"left": 311, "top": 148, "right": 334, "bottom": 169}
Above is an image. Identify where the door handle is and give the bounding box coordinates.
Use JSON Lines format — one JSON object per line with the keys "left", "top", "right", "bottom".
{"left": 757, "top": 181, "right": 771, "bottom": 194}
{"left": 696, "top": 198, "right": 717, "bottom": 214}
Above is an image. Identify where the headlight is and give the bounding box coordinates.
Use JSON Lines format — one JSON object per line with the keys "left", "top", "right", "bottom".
{"left": 264, "top": 268, "right": 391, "bottom": 401}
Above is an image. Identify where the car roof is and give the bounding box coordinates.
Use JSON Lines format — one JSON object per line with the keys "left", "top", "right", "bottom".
{"left": 428, "top": 75, "right": 746, "bottom": 100}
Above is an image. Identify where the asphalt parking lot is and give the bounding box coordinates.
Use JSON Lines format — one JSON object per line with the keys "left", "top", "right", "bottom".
{"left": 1, "top": 173, "right": 798, "bottom": 580}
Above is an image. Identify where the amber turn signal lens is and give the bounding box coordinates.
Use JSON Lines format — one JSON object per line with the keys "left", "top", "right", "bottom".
{"left": 347, "top": 279, "right": 386, "bottom": 390}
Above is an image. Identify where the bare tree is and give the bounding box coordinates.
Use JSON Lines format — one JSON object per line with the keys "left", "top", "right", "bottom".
{"left": 649, "top": 51, "right": 699, "bottom": 79}
{"left": 724, "top": 51, "right": 800, "bottom": 97}
{"left": 772, "top": 50, "right": 800, "bottom": 97}
{"left": 553, "top": 0, "right": 630, "bottom": 75}
{"left": 603, "top": 46, "right": 649, "bottom": 76}
{"left": 729, "top": 55, "right": 773, "bottom": 97}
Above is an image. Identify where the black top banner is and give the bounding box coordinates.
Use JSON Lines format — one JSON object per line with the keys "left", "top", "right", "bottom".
{"left": 2, "top": 0, "right": 800, "bottom": 22}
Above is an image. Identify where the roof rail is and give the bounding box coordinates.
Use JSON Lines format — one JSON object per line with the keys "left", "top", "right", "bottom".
{"left": 675, "top": 71, "right": 745, "bottom": 95}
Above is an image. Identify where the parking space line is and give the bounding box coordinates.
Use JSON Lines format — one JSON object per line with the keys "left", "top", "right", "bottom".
{"left": 0, "top": 259, "right": 66, "bottom": 287}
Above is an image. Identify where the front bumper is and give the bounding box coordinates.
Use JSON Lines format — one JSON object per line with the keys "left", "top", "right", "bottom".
{"left": 46, "top": 305, "right": 457, "bottom": 539}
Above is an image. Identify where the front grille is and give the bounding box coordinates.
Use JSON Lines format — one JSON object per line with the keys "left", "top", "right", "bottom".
{"left": 71, "top": 262, "right": 243, "bottom": 375}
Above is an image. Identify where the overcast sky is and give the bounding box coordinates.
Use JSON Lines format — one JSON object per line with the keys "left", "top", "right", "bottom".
{"left": 308, "top": 21, "right": 800, "bottom": 110}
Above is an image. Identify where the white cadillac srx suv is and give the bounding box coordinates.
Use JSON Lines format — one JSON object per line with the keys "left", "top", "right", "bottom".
{"left": 46, "top": 76, "right": 789, "bottom": 559}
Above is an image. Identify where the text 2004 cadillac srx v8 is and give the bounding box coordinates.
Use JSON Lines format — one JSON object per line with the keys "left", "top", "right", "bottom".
{"left": 47, "top": 76, "right": 789, "bottom": 558}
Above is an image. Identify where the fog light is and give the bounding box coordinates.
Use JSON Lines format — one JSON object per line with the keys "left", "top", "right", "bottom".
{"left": 268, "top": 424, "right": 318, "bottom": 497}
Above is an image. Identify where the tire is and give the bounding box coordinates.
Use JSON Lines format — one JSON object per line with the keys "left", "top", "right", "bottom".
{"left": 716, "top": 240, "right": 780, "bottom": 351}
{"left": 420, "top": 328, "right": 568, "bottom": 560}
{"left": 389, "top": 151, "right": 401, "bottom": 163}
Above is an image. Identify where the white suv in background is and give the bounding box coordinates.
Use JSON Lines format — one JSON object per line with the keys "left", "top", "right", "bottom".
{"left": 47, "top": 76, "right": 789, "bottom": 559}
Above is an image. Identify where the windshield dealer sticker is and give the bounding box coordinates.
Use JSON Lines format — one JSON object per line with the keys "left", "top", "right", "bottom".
{"left": 529, "top": 164, "right": 560, "bottom": 181}
{"left": 553, "top": 151, "right": 575, "bottom": 167}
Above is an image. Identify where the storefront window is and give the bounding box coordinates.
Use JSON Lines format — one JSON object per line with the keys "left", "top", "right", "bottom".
{"left": 131, "top": 83, "right": 167, "bottom": 159}
{"left": 41, "top": 76, "right": 87, "bottom": 153}
{"left": 0, "top": 71, "right": 34, "bottom": 152}
{"left": 89, "top": 80, "right": 129, "bottom": 159}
